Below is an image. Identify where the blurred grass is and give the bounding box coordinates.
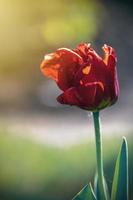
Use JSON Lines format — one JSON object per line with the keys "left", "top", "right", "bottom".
{"left": 0, "top": 129, "right": 132, "bottom": 200}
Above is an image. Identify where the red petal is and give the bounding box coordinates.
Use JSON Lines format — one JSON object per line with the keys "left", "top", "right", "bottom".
{"left": 74, "top": 48, "right": 108, "bottom": 88}
{"left": 40, "top": 48, "right": 83, "bottom": 91}
{"left": 57, "top": 82, "right": 105, "bottom": 110}
{"left": 102, "top": 44, "right": 119, "bottom": 102}
{"left": 102, "top": 44, "right": 117, "bottom": 69}
{"left": 76, "top": 82, "right": 105, "bottom": 109}
{"left": 57, "top": 87, "right": 80, "bottom": 106}
{"left": 74, "top": 43, "right": 91, "bottom": 62}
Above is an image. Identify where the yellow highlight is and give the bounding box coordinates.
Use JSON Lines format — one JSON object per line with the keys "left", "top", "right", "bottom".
{"left": 82, "top": 65, "right": 91, "bottom": 75}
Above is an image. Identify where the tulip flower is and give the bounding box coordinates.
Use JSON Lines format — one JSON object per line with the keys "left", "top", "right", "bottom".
{"left": 40, "top": 43, "right": 128, "bottom": 200}
{"left": 40, "top": 43, "right": 119, "bottom": 111}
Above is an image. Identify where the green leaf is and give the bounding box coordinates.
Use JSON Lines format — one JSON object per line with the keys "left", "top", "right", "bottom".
{"left": 111, "top": 137, "right": 128, "bottom": 200}
{"left": 94, "top": 174, "right": 110, "bottom": 200}
{"left": 72, "top": 183, "right": 96, "bottom": 200}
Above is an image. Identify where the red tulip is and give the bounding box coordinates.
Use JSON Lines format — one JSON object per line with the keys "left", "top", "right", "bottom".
{"left": 40, "top": 43, "right": 119, "bottom": 111}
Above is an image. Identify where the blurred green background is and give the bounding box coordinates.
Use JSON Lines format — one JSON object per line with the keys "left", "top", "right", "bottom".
{"left": 0, "top": 0, "right": 133, "bottom": 199}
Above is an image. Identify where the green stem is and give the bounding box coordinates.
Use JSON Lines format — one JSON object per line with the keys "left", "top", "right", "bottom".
{"left": 93, "top": 111, "right": 107, "bottom": 200}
